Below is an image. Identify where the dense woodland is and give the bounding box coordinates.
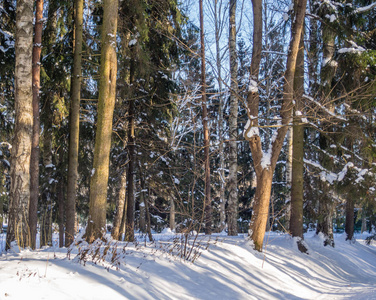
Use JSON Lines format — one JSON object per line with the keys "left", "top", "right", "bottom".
{"left": 0, "top": 0, "right": 375, "bottom": 252}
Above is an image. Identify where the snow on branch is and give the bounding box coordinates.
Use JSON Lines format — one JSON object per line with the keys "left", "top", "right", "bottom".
{"left": 353, "top": 2, "right": 376, "bottom": 14}
{"left": 302, "top": 94, "right": 347, "bottom": 121}
{"left": 338, "top": 41, "right": 365, "bottom": 54}
{"left": 304, "top": 159, "right": 372, "bottom": 185}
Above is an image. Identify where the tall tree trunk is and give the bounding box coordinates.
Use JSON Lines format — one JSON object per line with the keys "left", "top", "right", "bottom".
{"left": 361, "top": 208, "right": 367, "bottom": 233}
{"left": 125, "top": 98, "right": 135, "bottom": 242}
{"left": 345, "top": 197, "right": 354, "bottom": 241}
{"left": 285, "top": 127, "right": 293, "bottom": 232}
{"left": 169, "top": 196, "right": 175, "bottom": 231}
{"left": 139, "top": 192, "right": 146, "bottom": 233}
{"left": 119, "top": 192, "right": 128, "bottom": 240}
{"left": 58, "top": 187, "right": 65, "bottom": 247}
{"left": 6, "top": 0, "right": 34, "bottom": 251}
{"left": 0, "top": 164, "right": 5, "bottom": 233}
{"left": 86, "top": 0, "right": 118, "bottom": 243}
{"left": 66, "top": 0, "right": 84, "bottom": 247}
{"left": 199, "top": 0, "right": 212, "bottom": 235}
{"left": 29, "top": 0, "right": 43, "bottom": 250}
{"left": 245, "top": 0, "right": 307, "bottom": 251}
{"left": 290, "top": 27, "right": 307, "bottom": 253}
{"left": 316, "top": 188, "right": 334, "bottom": 246}
{"left": 214, "top": 0, "right": 226, "bottom": 233}
{"left": 139, "top": 169, "right": 153, "bottom": 241}
{"left": 40, "top": 157, "right": 53, "bottom": 247}
{"left": 316, "top": 2, "right": 336, "bottom": 247}
{"left": 249, "top": 168, "right": 273, "bottom": 250}
{"left": 227, "top": 0, "right": 238, "bottom": 236}
{"left": 111, "top": 170, "right": 127, "bottom": 240}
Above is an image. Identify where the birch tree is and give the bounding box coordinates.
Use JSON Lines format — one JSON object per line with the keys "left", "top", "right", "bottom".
{"left": 6, "top": 0, "right": 34, "bottom": 250}
{"left": 228, "top": 0, "right": 238, "bottom": 236}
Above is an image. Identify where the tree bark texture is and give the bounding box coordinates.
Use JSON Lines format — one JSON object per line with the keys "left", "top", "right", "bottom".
{"left": 227, "top": 0, "right": 238, "bottom": 236}
{"left": 285, "top": 127, "right": 293, "bottom": 232}
{"left": 29, "top": 0, "right": 43, "bottom": 250}
{"left": 316, "top": 188, "right": 334, "bottom": 247}
{"left": 125, "top": 98, "right": 135, "bottom": 242}
{"left": 66, "top": 0, "right": 84, "bottom": 247}
{"left": 199, "top": 0, "right": 212, "bottom": 235}
{"left": 86, "top": 0, "right": 118, "bottom": 243}
{"left": 6, "top": 0, "right": 34, "bottom": 251}
{"left": 111, "top": 170, "right": 127, "bottom": 240}
{"left": 290, "top": 27, "right": 305, "bottom": 241}
{"left": 169, "top": 196, "right": 175, "bottom": 231}
{"left": 249, "top": 168, "right": 273, "bottom": 251}
{"left": 58, "top": 188, "right": 65, "bottom": 247}
{"left": 246, "top": 0, "right": 307, "bottom": 251}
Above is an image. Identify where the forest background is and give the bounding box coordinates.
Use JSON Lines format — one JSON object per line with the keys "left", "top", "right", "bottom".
{"left": 0, "top": 0, "right": 375, "bottom": 253}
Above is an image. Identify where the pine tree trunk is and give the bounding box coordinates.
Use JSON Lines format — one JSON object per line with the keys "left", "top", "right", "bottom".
{"left": 40, "top": 114, "right": 53, "bottom": 247}
{"left": 290, "top": 27, "right": 305, "bottom": 246}
{"left": 0, "top": 165, "right": 5, "bottom": 233}
{"left": 6, "top": 0, "right": 34, "bottom": 251}
{"left": 66, "top": 0, "right": 84, "bottom": 247}
{"left": 199, "top": 0, "right": 212, "bottom": 235}
{"left": 125, "top": 98, "right": 135, "bottom": 242}
{"left": 112, "top": 170, "right": 127, "bottom": 240}
{"left": 86, "top": 0, "right": 118, "bottom": 243}
{"left": 227, "top": 0, "right": 238, "bottom": 236}
{"left": 315, "top": 2, "right": 336, "bottom": 247}
{"left": 144, "top": 192, "right": 153, "bottom": 242}
{"left": 29, "top": 0, "right": 43, "bottom": 250}
{"left": 40, "top": 155, "right": 53, "bottom": 247}
{"left": 58, "top": 174, "right": 65, "bottom": 248}
{"left": 139, "top": 167, "right": 146, "bottom": 233}
{"left": 316, "top": 182, "right": 334, "bottom": 246}
{"left": 345, "top": 198, "right": 354, "bottom": 241}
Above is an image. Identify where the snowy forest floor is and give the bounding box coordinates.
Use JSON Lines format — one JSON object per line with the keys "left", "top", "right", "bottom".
{"left": 1, "top": 231, "right": 376, "bottom": 300}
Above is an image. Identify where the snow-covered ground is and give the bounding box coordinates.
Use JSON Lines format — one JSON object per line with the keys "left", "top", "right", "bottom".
{"left": 1, "top": 231, "right": 376, "bottom": 300}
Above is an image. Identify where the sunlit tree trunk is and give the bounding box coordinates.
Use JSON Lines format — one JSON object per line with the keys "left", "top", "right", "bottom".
{"left": 86, "top": 0, "right": 118, "bottom": 243}
{"left": 290, "top": 27, "right": 307, "bottom": 253}
{"left": 29, "top": 0, "right": 44, "bottom": 250}
{"left": 66, "top": 0, "right": 84, "bottom": 247}
{"left": 245, "top": 0, "right": 307, "bottom": 251}
{"left": 6, "top": 0, "right": 34, "bottom": 251}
